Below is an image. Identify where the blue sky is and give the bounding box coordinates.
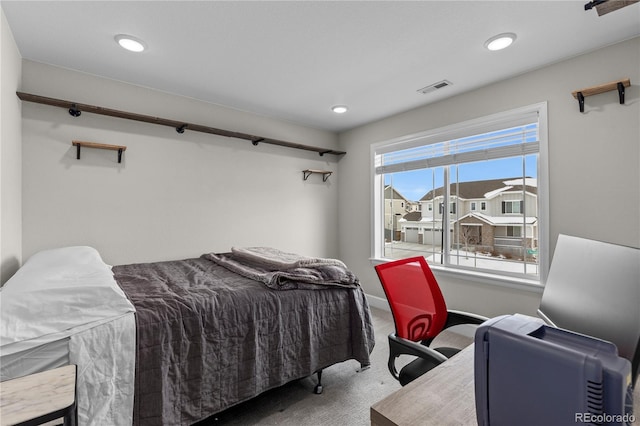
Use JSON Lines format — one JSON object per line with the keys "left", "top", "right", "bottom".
{"left": 385, "top": 155, "right": 537, "bottom": 202}
{"left": 383, "top": 123, "right": 539, "bottom": 201}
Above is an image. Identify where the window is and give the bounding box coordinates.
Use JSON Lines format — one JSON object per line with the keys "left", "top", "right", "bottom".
{"left": 506, "top": 226, "right": 522, "bottom": 237}
{"left": 439, "top": 202, "right": 456, "bottom": 214}
{"left": 373, "top": 103, "right": 548, "bottom": 283}
{"left": 502, "top": 200, "right": 523, "bottom": 214}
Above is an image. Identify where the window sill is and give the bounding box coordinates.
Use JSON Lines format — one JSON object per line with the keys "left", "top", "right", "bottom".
{"left": 369, "top": 257, "right": 544, "bottom": 294}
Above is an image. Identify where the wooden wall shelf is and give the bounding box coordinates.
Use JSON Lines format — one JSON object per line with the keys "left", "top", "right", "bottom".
{"left": 303, "top": 169, "right": 332, "bottom": 182}
{"left": 72, "top": 140, "right": 127, "bottom": 163}
{"left": 571, "top": 78, "right": 630, "bottom": 112}
{"left": 18, "top": 92, "right": 346, "bottom": 157}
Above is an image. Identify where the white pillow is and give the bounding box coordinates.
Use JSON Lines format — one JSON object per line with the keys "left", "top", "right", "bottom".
{"left": 0, "top": 246, "right": 134, "bottom": 348}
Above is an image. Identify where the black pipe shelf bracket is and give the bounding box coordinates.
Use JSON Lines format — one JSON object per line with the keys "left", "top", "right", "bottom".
{"left": 303, "top": 169, "right": 332, "bottom": 182}
{"left": 572, "top": 78, "right": 630, "bottom": 113}
{"left": 16, "top": 91, "right": 347, "bottom": 157}
{"left": 72, "top": 140, "right": 127, "bottom": 163}
{"left": 68, "top": 103, "right": 81, "bottom": 117}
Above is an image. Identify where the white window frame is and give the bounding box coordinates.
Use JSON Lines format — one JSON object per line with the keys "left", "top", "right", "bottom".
{"left": 370, "top": 102, "right": 549, "bottom": 289}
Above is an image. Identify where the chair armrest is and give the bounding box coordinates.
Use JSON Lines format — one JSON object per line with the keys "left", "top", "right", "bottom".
{"left": 389, "top": 333, "right": 450, "bottom": 362}
{"left": 387, "top": 332, "right": 449, "bottom": 379}
{"left": 444, "top": 309, "right": 489, "bottom": 329}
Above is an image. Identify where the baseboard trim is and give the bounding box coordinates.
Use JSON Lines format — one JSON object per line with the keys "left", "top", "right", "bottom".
{"left": 365, "top": 293, "right": 389, "bottom": 311}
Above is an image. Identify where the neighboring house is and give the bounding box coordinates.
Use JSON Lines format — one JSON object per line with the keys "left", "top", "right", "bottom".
{"left": 399, "top": 177, "right": 538, "bottom": 258}
{"left": 384, "top": 186, "right": 418, "bottom": 242}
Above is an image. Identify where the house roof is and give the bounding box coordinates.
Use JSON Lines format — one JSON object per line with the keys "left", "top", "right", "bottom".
{"left": 384, "top": 185, "right": 410, "bottom": 201}
{"left": 458, "top": 212, "right": 538, "bottom": 226}
{"left": 399, "top": 211, "right": 537, "bottom": 226}
{"left": 402, "top": 211, "right": 422, "bottom": 221}
{"left": 419, "top": 177, "right": 537, "bottom": 201}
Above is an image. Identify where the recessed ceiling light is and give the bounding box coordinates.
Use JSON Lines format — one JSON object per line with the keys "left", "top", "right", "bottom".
{"left": 331, "top": 105, "right": 348, "bottom": 114}
{"left": 115, "top": 34, "right": 146, "bottom": 52}
{"left": 484, "top": 33, "right": 517, "bottom": 51}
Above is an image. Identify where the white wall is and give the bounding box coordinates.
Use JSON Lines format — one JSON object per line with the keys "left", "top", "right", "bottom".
{"left": 338, "top": 37, "right": 640, "bottom": 317}
{"left": 0, "top": 9, "right": 22, "bottom": 285}
{"left": 21, "top": 61, "right": 340, "bottom": 266}
{"left": 12, "top": 35, "right": 640, "bottom": 318}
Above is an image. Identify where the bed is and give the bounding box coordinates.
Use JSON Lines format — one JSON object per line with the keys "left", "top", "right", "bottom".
{"left": 0, "top": 246, "right": 375, "bottom": 425}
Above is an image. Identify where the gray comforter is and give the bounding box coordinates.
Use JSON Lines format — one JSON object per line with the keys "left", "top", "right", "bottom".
{"left": 113, "top": 254, "right": 375, "bottom": 426}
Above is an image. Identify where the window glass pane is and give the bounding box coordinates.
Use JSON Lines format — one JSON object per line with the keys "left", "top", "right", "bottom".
{"left": 380, "top": 153, "right": 539, "bottom": 278}
{"left": 453, "top": 156, "right": 538, "bottom": 276}
{"left": 383, "top": 168, "right": 444, "bottom": 260}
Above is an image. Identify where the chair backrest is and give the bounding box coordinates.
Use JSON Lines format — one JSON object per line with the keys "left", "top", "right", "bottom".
{"left": 538, "top": 234, "right": 640, "bottom": 383}
{"left": 375, "top": 256, "right": 448, "bottom": 342}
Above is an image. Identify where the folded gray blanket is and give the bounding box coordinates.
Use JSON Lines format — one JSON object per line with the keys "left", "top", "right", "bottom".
{"left": 231, "top": 246, "right": 348, "bottom": 270}
{"left": 203, "top": 247, "right": 359, "bottom": 290}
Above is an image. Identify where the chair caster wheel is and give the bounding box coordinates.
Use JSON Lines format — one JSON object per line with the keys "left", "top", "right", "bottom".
{"left": 314, "top": 384, "right": 323, "bottom": 394}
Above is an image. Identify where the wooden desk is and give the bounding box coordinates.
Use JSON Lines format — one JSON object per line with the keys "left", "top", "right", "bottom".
{"left": 0, "top": 365, "right": 77, "bottom": 426}
{"left": 371, "top": 345, "right": 476, "bottom": 426}
{"left": 371, "top": 346, "right": 640, "bottom": 426}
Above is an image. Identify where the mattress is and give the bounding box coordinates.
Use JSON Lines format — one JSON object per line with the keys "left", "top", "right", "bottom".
{"left": 0, "top": 337, "right": 69, "bottom": 381}
{"left": 0, "top": 246, "right": 136, "bottom": 425}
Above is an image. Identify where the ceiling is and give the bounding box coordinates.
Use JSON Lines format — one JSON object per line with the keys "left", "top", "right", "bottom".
{"left": 2, "top": 1, "right": 639, "bottom": 133}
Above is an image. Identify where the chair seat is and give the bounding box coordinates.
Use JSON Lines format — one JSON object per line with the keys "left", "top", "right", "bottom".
{"left": 399, "top": 347, "right": 461, "bottom": 386}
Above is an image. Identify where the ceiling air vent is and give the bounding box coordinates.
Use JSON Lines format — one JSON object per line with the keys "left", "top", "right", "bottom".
{"left": 417, "top": 80, "right": 452, "bottom": 95}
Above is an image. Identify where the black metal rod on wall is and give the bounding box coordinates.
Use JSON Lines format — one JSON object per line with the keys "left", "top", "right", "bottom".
{"left": 16, "top": 91, "right": 346, "bottom": 157}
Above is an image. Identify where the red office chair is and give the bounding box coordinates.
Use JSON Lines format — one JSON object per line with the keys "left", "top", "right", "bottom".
{"left": 375, "top": 256, "right": 488, "bottom": 386}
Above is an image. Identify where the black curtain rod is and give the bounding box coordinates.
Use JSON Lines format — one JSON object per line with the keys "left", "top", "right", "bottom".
{"left": 16, "top": 91, "right": 346, "bottom": 157}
